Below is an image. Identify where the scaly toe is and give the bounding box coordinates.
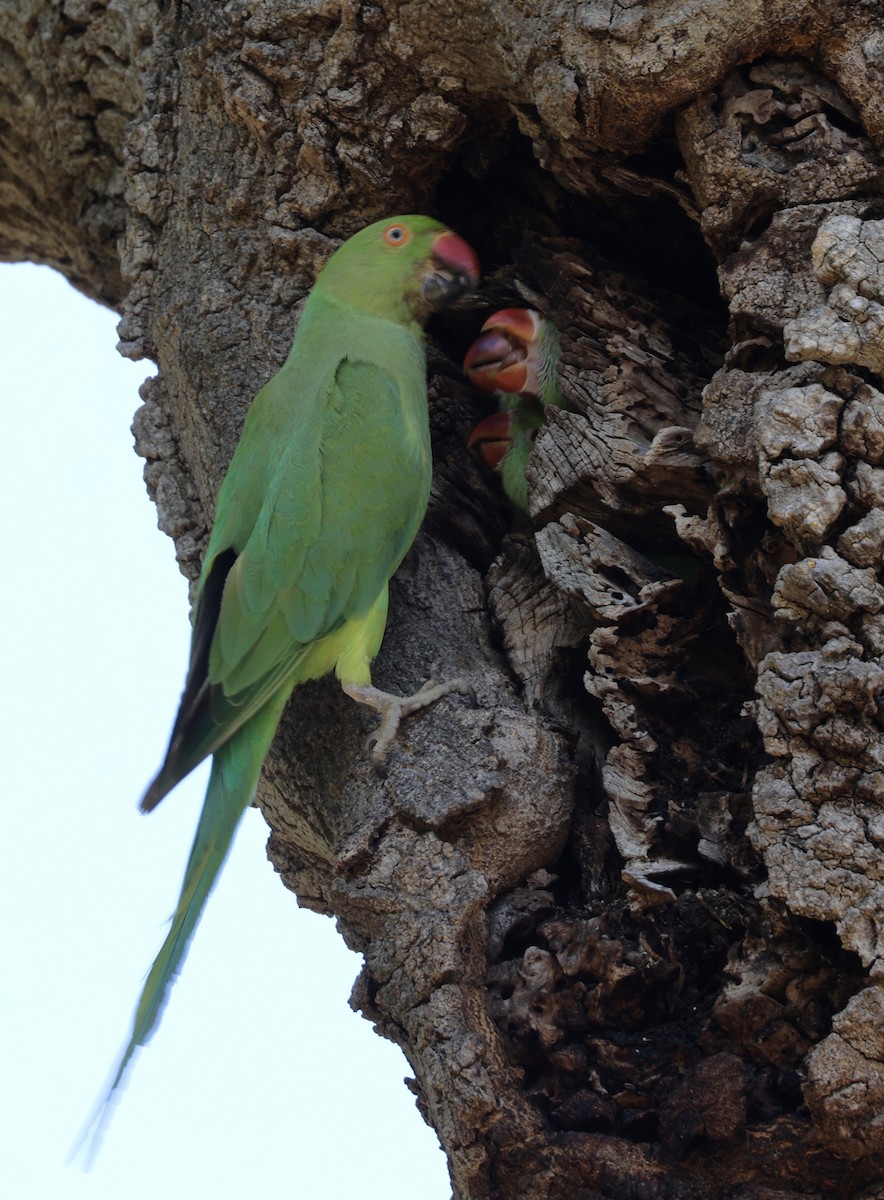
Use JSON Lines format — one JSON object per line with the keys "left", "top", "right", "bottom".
{"left": 371, "top": 752, "right": 390, "bottom": 779}
{"left": 343, "top": 676, "right": 476, "bottom": 765}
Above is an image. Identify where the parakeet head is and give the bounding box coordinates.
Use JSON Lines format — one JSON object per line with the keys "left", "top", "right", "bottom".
{"left": 316, "top": 215, "right": 480, "bottom": 325}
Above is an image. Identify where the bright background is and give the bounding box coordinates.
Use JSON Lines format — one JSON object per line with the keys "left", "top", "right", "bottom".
{"left": 0, "top": 263, "right": 450, "bottom": 1199}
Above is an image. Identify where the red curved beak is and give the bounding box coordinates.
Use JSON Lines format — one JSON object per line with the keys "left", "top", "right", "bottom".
{"left": 468, "top": 409, "right": 512, "bottom": 471}
{"left": 432, "top": 232, "right": 480, "bottom": 288}
{"left": 464, "top": 308, "right": 542, "bottom": 395}
{"left": 422, "top": 232, "right": 480, "bottom": 308}
{"left": 482, "top": 308, "right": 540, "bottom": 344}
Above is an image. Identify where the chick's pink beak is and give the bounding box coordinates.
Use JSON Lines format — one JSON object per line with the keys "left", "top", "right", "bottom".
{"left": 468, "top": 409, "right": 513, "bottom": 471}
{"left": 464, "top": 308, "right": 543, "bottom": 396}
{"left": 464, "top": 331, "right": 525, "bottom": 394}
{"left": 481, "top": 308, "right": 540, "bottom": 344}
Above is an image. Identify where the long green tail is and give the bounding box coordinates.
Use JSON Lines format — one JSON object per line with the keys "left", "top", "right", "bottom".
{"left": 80, "top": 690, "right": 289, "bottom": 1157}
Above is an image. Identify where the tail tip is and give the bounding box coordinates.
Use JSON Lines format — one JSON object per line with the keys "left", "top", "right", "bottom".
{"left": 139, "top": 777, "right": 166, "bottom": 813}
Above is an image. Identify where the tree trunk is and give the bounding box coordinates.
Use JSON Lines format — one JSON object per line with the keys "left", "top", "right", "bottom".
{"left": 5, "top": 1, "right": 884, "bottom": 1195}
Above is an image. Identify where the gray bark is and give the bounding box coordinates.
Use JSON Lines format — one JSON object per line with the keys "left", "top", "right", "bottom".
{"left": 5, "top": 1, "right": 884, "bottom": 1195}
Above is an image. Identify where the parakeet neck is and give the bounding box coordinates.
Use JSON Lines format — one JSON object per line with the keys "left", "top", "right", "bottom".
{"left": 297, "top": 286, "right": 426, "bottom": 368}
{"left": 313, "top": 270, "right": 424, "bottom": 330}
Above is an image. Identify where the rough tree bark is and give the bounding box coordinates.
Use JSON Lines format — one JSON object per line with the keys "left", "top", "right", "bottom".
{"left": 4, "top": 1, "right": 884, "bottom": 1196}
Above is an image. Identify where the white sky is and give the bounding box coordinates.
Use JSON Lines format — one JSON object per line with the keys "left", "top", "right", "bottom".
{"left": 0, "top": 263, "right": 450, "bottom": 1199}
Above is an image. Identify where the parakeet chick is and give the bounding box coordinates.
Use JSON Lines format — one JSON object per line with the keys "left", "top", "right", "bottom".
{"left": 464, "top": 308, "right": 562, "bottom": 513}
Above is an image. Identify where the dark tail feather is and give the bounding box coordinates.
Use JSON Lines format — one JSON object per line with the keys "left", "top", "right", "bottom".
{"left": 75, "top": 689, "right": 289, "bottom": 1161}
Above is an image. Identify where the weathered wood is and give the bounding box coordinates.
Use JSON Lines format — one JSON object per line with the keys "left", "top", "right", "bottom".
{"left": 6, "top": 2, "right": 884, "bottom": 1196}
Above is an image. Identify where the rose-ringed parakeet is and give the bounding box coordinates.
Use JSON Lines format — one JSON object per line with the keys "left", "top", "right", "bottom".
{"left": 464, "top": 308, "right": 563, "bottom": 514}
{"left": 94, "top": 214, "right": 480, "bottom": 1125}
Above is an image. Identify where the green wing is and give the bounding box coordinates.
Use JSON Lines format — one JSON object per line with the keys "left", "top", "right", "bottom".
{"left": 142, "top": 355, "right": 429, "bottom": 810}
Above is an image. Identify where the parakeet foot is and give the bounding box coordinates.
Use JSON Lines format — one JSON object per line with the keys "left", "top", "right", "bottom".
{"left": 342, "top": 678, "right": 475, "bottom": 766}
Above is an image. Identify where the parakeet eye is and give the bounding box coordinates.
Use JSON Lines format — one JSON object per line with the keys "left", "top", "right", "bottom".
{"left": 383, "top": 224, "right": 410, "bottom": 247}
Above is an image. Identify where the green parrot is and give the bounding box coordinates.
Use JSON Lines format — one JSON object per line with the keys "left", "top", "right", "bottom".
{"left": 95, "top": 214, "right": 480, "bottom": 1124}
{"left": 464, "top": 308, "right": 563, "bottom": 513}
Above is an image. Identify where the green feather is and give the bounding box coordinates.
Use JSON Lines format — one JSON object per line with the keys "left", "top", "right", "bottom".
{"left": 85, "top": 215, "right": 474, "bottom": 1145}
